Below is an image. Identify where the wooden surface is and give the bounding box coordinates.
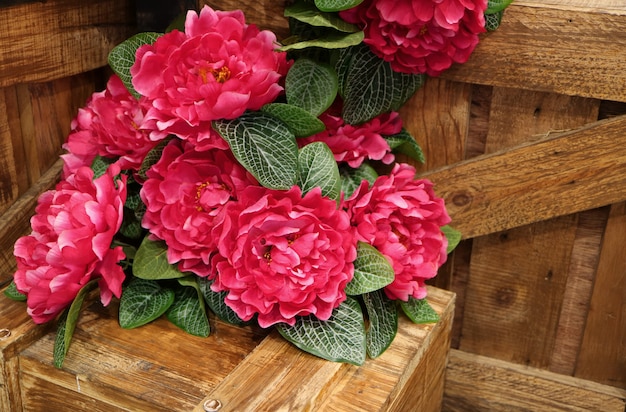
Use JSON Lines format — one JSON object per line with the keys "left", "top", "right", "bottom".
{"left": 10, "top": 287, "right": 455, "bottom": 412}
{"left": 441, "top": 0, "right": 626, "bottom": 102}
{"left": 443, "top": 349, "right": 626, "bottom": 411}
{"left": 0, "top": 0, "right": 135, "bottom": 87}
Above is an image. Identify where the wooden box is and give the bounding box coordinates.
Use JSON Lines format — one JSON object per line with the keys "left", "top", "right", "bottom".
{"left": 1, "top": 286, "right": 455, "bottom": 411}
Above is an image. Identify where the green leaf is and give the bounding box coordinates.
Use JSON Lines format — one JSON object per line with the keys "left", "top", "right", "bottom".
{"left": 213, "top": 112, "right": 299, "bottom": 190}
{"left": 4, "top": 280, "right": 26, "bottom": 301}
{"left": 297, "top": 142, "right": 341, "bottom": 202}
{"left": 133, "top": 236, "right": 186, "bottom": 280}
{"left": 197, "top": 277, "right": 246, "bottom": 326}
{"left": 401, "top": 297, "right": 440, "bottom": 324}
{"left": 138, "top": 137, "right": 172, "bottom": 181}
{"left": 363, "top": 290, "right": 398, "bottom": 358}
{"left": 485, "top": 11, "right": 504, "bottom": 31}
{"left": 442, "top": 225, "right": 462, "bottom": 254}
{"left": 261, "top": 103, "right": 325, "bottom": 137}
{"left": 119, "top": 278, "right": 175, "bottom": 329}
{"left": 284, "top": 2, "right": 360, "bottom": 32}
{"left": 315, "top": 0, "right": 364, "bottom": 12}
{"left": 165, "top": 283, "right": 210, "bottom": 337}
{"left": 345, "top": 242, "right": 395, "bottom": 295}
{"left": 385, "top": 129, "right": 425, "bottom": 164}
{"left": 279, "top": 31, "right": 364, "bottom": 52}
{"left": 277, "top": 296, "right": 366, "bottom": 365}
{"left": 53, "top": 280, "right": 98, "bottom": 368}
{"left": 108, "top": 32, "right": 162, "bottom": 98}
{"left": 339, "top": 163, "right": 378, "bottom": 198}
{"left": 90, "top": 156, "right": 116, "bottom": 179}
{"left": 486, "top": 0, "right": 513, "bottom": 14}
{"left": 285, "top": 58, "right": 338, "bottom": 117}
{"left": 338, "top": 45, "right": 424, "bottom": 124}
{"left": 165, "top": 12, "right": 186, "bottom": 32}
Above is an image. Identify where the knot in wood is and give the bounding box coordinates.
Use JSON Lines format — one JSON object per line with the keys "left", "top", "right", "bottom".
{"left": 451, "top": 191, "right": 472, "bottom": 207}
{"left": 0, "top": 329, "right": 11, "bottom": 340}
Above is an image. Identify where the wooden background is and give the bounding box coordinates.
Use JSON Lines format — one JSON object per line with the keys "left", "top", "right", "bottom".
{"left": 0, "top": 0, "right": 624, "bottom": 409}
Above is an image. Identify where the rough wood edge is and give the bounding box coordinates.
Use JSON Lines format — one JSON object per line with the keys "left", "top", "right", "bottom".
{"left": 443, "top": 349, "right": 626, "bottom": 412}
{"left": 194, "top": 287, "right": 456, "bottom": 412}
{"left": 421, "top": 115, "right": 626, "bottom": 239}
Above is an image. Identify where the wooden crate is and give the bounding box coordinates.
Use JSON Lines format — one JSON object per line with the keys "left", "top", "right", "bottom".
{"left": 0, "top": 286, "right": 455, "bottom": 411}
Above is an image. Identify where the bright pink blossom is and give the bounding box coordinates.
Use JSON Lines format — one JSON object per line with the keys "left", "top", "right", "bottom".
{"left": 13, "top": 166, "right": 127, "bottom": 324}
{"left": 345, "top": 163, "right": 450, "bottom": 301}
{"left": 210, "top": 186, "right": 356, "bottom": 328}
{"left": 299, "top": 109, "right": 401, "bottom": 168}
{"left": 130, "top": 5, "right": 290, "bottom": 141}
{"left": 340, "top": 0, "right": 487, "bottom": 76}
{"left": 62, "top": 75, "right": 158, "bottom": 177}
{"left": 140, "top": 140, "right": 258, "bottom": 276}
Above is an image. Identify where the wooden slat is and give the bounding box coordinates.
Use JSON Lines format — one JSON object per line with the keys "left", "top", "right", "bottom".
{"left": 0, "top": 0, "right": 135, "bottom": 87}
{"left": 194, "top": 287, "right": 455, "bottom": 412}
{"left": 199, "top": 0, "right": 290, "bottom": 38}
{"left": 441, "top": 1, "right": 626, "bottom": 102}
{"left": 421, "top": 114, "right": 626, "bottom": 239}
{"left": 443, "top": 349, "right": 626, "bottom": 412}
{"left": 575, "top": 202, "right": 626, "bottom": 388}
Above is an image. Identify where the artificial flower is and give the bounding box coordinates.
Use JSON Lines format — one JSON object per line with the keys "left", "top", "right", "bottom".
{"left": 340, "top": 0, "right": 487, "bottom": 76}
{"left": 210, "top": 186, "right": 357, "bottom": 328}
{"left": 13, "top": 166, "right": 127, "bottom": 323}
{"left": 140, "top": 140, "right": 258, "bottom": 276}
{"left": 345, "top": 163, "right": 450, "bottom": 301}
{"left": 131, "top": 5, "right": 290, "bottom": 141}
{"left": 62, "top": 75, "right": 157, "bottom": 177}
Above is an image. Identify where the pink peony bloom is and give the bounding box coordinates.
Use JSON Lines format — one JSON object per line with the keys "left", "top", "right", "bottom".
{"left": 299, "top": 108, "right": 401, "bottom": 168}
{"left": 340, "top": 0, "right": 487, "bottom": 76}
{"left": 345, "top": 163, "right": 450, "bottom": 301}
{"left": 140, "top": 140, "right": 258, "bottom": 276}
{"left": 210, "top": 186, "right": 356, "bottom": 328}
{"left": 62, "top": 75, "right": 158, "bottom": 177}
{"left": 130, "top": 5, "right": 290, "bottom": 141}
{"left": 13, "top": 166, "right": 127, "bottom": 324}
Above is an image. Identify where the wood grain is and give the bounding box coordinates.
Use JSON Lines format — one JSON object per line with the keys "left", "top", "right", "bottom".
{"left": 0, "top": 0, "right": 135, "bottom": 87}
{"left": 441, "top": 2, "right": 626, "bottom": 102}
{"left": 420, "top": 114, "right": 626, "bottom": 239}
{"left": 443, "top": 349, "right": 626, "bottom": 412}
{"left": 195, "top": 286, "right": 455, "bottom": 412}
{"left": 575, "top": 202, "right": 626, "bottom": 388}
{"left": 199, "top": 0, "right": 290, "bottom": 38}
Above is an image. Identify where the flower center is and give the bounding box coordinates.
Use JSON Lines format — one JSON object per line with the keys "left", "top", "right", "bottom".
{"left": 419, "top": 25, "right": 428, "bottom": 36}
{"left": 198, "top": 66, "right": 231, "bottom": 84}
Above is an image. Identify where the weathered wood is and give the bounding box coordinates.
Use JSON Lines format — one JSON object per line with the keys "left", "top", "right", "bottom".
{"left": 0, "top": 0, "right": 135, "bottom": 87}
{"left": 199, "top": 0, "right": 290, "bottom": 38}
{"left": 195, "top": 287, "right": 455, "bottom": 412}
{"left": 443, "top": 349, "right": 626, "bottom": 411}
{"left": 575, "top": 202, "right": 626, "bottom": 388}
{"left": 441, "top": 0, "right": 626, "bottom": 102}
{"left": 10, "top": 287, "right": 455, "bottom": 411}
{"left": 421, "top": 114, "right": 626, "bottom": 239}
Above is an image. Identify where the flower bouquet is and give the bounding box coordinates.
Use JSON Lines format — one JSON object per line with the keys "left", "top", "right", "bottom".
{"left": 5, "top": 0, "right": 510, "bottom": 367}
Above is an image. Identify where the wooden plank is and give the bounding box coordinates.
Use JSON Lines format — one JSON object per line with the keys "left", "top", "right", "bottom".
{"left": 459, "top": 88, "right": 600, "bottom": 368}
{"left": 420, "top": 114, "right": 626, "bottom": 239}
{"left": 575, "top": 202, "right": 626, "bottom": 388}
{"left": 0, "top": 159, "right": 62, "bottom": 287}
{"left": 195, "top": 287, "right": 455, "bottom": 412}
{"left": 441, "top": 2, "right": 626, "bottom": 102}
{"left": 443, "top": 349, "right": 626, "bottom": 412}
{"left": 199, "top": 0, "right": 290, "bottom": 38}
{"left": 0, "top": 87, "right": 19, "bottom": 215}
{"left": 0, "top": 0, "right": 135, "bottom": 86}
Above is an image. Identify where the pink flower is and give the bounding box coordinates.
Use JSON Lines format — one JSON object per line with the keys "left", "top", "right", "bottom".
{"left": 130, "top": 5, "right": 290, "bottom": 141}
{"left": 13, "top": 166, "right": 127, "bottom": 324}
{"left": 210, "top": 186, "right": 356, "bottom": 328}
{"left": 345, "top": 163, "right": 450, "bottom": 301}
{"left": 140, "top": 140, "right": 258, "bottom": 276}
{"left": 340, "top": 0, "right": 487, "bottom": 76}
{"left": 62, "top": 75, "right": 158, "bottom": 177}
{"left": 299, "top": 108, "right": 401, "bottom": 168}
